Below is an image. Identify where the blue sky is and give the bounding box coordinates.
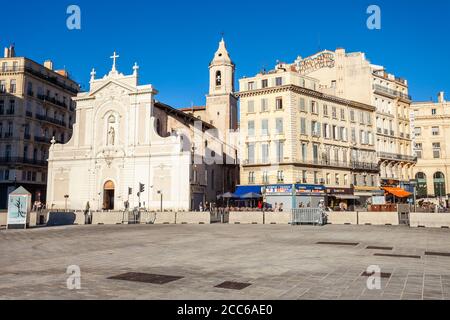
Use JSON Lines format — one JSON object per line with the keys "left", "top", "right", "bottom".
{"left": 1, "top": 0, "right": 449, "bottom": 107}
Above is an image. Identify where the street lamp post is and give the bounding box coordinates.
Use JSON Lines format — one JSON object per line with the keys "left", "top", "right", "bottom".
{"left": 64, "top": 195, "right": 69, "bottom": 212}
{"left": 157, "top": 190, "right": 163, "bottom": 212}
{"left": 409, "top": 179, "right": 417, "bottom": 212}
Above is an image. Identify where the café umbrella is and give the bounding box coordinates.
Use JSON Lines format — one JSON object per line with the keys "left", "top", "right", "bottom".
{"left": 241, "top": 192, "right": 262, "bottom": 208}
{"left": 217, "top": 192, "right": 238, "bottom": 207}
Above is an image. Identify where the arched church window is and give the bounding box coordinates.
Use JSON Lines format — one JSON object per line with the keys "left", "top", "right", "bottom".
{"left": 216, "top": 71, "right": 222, "bottom": 86}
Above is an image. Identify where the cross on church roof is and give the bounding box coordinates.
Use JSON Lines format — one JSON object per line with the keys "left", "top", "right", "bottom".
{"left": 110, "top": 51, "right": 120, "bottom": 71}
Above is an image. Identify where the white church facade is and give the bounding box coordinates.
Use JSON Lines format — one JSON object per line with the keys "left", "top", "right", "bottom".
{"left": 46, "top": 40, "right": 239, "bottom": 211}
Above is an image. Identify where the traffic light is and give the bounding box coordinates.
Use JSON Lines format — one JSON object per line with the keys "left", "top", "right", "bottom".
{"left": 128, "top": 187, "right": 132, "bottom": 195}
{"left": 139, "top": 183, "right": 145, "bottom": 193}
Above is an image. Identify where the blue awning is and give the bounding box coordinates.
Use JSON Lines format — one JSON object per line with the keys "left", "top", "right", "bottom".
{"left": 234, "top": 185, "right": 262, "bottom": 197}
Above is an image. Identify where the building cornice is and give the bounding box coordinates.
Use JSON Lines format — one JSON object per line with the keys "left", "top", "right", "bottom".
{"left": 237, "top": 84, "right": 376, "bottom": 112}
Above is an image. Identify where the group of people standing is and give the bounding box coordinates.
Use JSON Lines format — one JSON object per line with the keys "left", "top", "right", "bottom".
{"left": 32, "top": 201, "right": 44, "bottom": 212}
{"left": 273, "top": 203, "right": 284, "bottom": 212}
{"left": 198, "top": 202, "right": 213, "bottom": 212}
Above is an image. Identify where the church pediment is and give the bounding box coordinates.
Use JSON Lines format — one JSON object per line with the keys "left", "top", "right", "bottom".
{"left": 88, "top": 80, "right": 136, "bottom": 98}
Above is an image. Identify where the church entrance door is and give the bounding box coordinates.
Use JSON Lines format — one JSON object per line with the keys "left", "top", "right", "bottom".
{"left": 103, "top": 181, "right": 115, "bottom": 210}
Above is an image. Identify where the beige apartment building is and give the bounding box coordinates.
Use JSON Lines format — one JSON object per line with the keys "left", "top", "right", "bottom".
{"left": 238, "top": 62, "right": 379, "bottom": 207}
{"left": 294, "top": 49, "right": 416, "bottom": 192}
{"left": 0, "top": 45, "right": 79, "bottom": 208}
{"left": 412, "top": 92, "right": 450, "bottom": 200}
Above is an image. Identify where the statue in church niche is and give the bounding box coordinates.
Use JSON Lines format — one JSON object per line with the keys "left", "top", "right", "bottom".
{"left": 107, "top": 126, "right": 115, "bottom": 146}
{"left": 107, "top": 115, "right": 117, "bottom": 146}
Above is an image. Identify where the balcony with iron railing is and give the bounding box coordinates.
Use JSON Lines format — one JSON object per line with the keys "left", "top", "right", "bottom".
{"left": 0, "top": 157, "right": 47, "bottom": 167}
{"left": 0, "top": 66, "right": 79, "bottom": 94}
{"left": 349, "top": 161, "right": 380, "bottom": 171}
{"left": 35, "top": 114, "right": 67, "bottom": 128}
{"left": 373, "top": 84, "right": 412, "bottom": 101}
{"left": 377, "top": 152, "right": 417, "bottom": 162}
{"left": 395, "top": 77, "right": 407, "bottom": 85}
{"left": 36, "top": 93, "right": 69, "bottom": 110}
{"left": 243, "top": 158, "right": 380, "bottom": 171}
{"left": 34, "top": 136, "right": 50, "bottom": 143}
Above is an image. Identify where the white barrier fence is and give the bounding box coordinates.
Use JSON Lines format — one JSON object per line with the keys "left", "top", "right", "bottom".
{"left": 358, "top": 212, "right": 400, "bottom": 226}
{"left": 410, "top": 213, "right": 450, "bottom": 229}
{"left": 229, "top": 212, "right": 264, "bottom": 224}
{"left": 2, "top": 210, "right": 450, "bottom": 230}
{"left": 264, "top": 212, "right": 291, "bottom": 225}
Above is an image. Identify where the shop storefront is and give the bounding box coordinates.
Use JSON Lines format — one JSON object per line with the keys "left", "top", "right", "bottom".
{"left": 353, "top": 186, "right": 385, "bottom": 209}
{"left": 263, "top": 184, "right": 326, "bottom": 210}
{"left": 326, "top": 187, "right": 358, "bottom": 211}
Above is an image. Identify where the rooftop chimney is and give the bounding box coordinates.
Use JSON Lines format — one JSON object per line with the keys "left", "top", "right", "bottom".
{"left": 4, "top": 45, "right": 16, "bottom": 58}
{"left": 438, "top": 91, "right": 445, "bottom": 103}
{"left": 9, "top": 45, "right": 15, "bottom": 57}
{"left": 44, "top": 60, "right": 53, "bottom": 70}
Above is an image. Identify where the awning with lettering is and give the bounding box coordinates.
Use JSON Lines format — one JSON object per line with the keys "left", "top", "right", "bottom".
{"left": 333, "top": 195, "right": 360, "bottom": 200}
{"left": 383, "top": 187, "right": 412, "bottom": 198}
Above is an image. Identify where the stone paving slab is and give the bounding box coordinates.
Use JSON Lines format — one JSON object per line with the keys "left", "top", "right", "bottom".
{"left": 0, "top": 224, "right": 449, "bottom": 300}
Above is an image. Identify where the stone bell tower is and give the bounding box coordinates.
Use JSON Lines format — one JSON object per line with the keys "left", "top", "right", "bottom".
{"left": 206, "top": 38, "right": 238, "bottom": 135}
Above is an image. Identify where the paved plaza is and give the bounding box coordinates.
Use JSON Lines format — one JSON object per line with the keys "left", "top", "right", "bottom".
{"left": 1, "top": 224, "right": 450, "bottom": 300}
